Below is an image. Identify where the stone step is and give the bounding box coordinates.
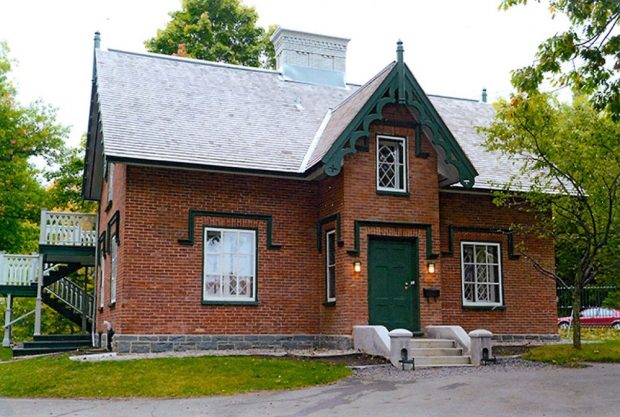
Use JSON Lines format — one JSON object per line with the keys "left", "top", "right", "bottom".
{"left": 23, "top": 339, "right": 92, "bottom": 349}
{"left": 12, "top": 346, "right": 82, "bottom": 357}
{"left": 412, "top": 355, "right": 472, "bottom": 367}
{"left": 408, "top": 347, "right": 463, "bottom": 357}
{"left": 409, "top": 339, "right": 455, "bottom": 349}
{"left": 33, "top": 334, "right": 91, "bottom": 342}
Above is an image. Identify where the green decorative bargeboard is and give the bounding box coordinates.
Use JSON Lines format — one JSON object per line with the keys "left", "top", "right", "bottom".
{"left": 321, "top": 42, "right": 478, "bottom": 188}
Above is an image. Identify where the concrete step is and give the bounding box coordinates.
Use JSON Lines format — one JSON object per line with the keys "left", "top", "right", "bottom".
{"left": 409, "top": 339, "right": 455, "bottom": 349}
{"left": 23, "top": 340, "right": 92, "bottom": 349}
{"left": 12, "top": 346, "right": 82, "bottom": 357}
{"left": 33, "top": 334, "right": 91, "bottom": 342}
{"left": 408, "top": 347, "right": 463, "bottom": 357}
{"left": 412, "top": 355, "right": 472, "bottom": 367}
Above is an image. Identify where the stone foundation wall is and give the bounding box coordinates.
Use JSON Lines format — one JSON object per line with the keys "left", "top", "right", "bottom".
{"left": 112, "top": 334, "right": 353, "bottom": 354}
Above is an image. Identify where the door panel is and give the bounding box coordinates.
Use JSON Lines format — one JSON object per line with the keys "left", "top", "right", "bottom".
{"left": 368, "top": 238, "right": 419, "bottom": 331}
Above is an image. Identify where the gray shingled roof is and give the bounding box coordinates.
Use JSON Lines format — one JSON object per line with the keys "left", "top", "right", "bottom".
{"left": 429, "top": 96, "right": 533, "bottom": 191}
{"left": 305, "top": 62, "right": 395, "bottom": 169}
{"left": 95, "top": 49, "right": 524, "bottom": 190}
{"left": 96, "top": 49, "right": 354, "bottom": 173}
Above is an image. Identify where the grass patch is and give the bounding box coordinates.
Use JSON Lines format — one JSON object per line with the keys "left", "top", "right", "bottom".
{"left": 0, "top": 355, "right": 351, "bottom": 398}
{"left": 523, "top": 340, "right": 620, "bottom": 367}
{"left": 559, "top": 327, "right": 620, "bottom": 342}
{"left": 0, "top": 347, "right": 11, "bottom": 361}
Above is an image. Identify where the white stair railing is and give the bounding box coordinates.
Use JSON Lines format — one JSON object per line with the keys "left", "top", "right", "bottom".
{"left": 39, "top": 209, "right": 97, "bottom": 247}
{"left": 0, "top": 253, "right": 40, "bottom": 286}
{"left": 44, "top": 277, "right": 94, "bottom": 321}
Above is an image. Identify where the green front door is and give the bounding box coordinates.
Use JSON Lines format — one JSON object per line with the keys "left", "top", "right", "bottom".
{"left": 368, "top": 238, "right": 419, "bottom": 331}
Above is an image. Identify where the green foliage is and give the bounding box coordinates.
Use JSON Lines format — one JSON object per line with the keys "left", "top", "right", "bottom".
{"left": 0, "top": 347, "right": 11, "bottom": 361}
{"left": 560, "top": 327, "right": 620, "bottom": 342}
{"left": 0, "top": 299, "right": 78, "bottom": 343}
{"left": 482, "top": 93, "right": 620, "bottom": 348}
{"left": 145, "top": 0, "right": 276, "bottom": 69}
{"left": 501, "top": 0, "right": 620, "bottom": 117}
{"left": 45, "top": 136, "right": 95, "bottom": 213}
{"left": 0, "top": 355, "right": 351, "bottom": 398}
{"left": 0, "top": 41, "right": 88, "bottom": 340}
{"left": 523, "top": 340, "right": 620, "bottom": 366}
{"left": 0, "top": 42, "right": 69, "bottom": 253}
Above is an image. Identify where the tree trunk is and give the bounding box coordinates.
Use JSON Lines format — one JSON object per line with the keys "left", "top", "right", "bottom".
{"left": 572, "top": 282, "right": 582, "bottom": 349}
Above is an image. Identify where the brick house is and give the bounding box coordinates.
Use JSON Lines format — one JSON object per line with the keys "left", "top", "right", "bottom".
{"left": 82, "top": 29, "right": 558, "bottom": 353}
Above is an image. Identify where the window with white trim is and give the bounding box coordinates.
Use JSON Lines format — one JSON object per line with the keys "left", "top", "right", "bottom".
{"left": 106, "top": 163, "right": 115, "bottom": 205}
{"left": 110, "top": 236, "right": 118, "bottom": 304}
{"left": 203, "top": 228, "right": 256, "bottom": 302}
{"left": 99, "top": 254, "right": 105, "bottom": 309}
{"left": 461, "top": 242, "right": 503, "bottom": 306}
{"left": 376, "top": 135, "right": 407, "bottom": 192}
{"left": 326, "top": 230, "right": 336, "bottom": 302}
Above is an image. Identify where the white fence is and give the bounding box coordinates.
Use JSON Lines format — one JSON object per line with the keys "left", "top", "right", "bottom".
{"left": 39, "top": 210, "right": 97, "bottom": 247}
{"left": 0, "top": 253, "right": 40, "bottom": 286}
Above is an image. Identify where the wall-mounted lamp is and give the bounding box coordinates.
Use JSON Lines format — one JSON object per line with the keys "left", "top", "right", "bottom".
{"left": 427, "top": 262, "right": 436, "bottom": 274}
{"left": 353, "top": 261, "right": 362, "bottom": 273}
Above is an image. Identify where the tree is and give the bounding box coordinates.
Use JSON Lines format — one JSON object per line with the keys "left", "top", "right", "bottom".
{"left": 45, "top": 136, "right": 96, "bottom": 213}
{"left": 0, "top": 42, "right": 81, "bottom": 340}
{"left": 0, "top": 43, "right": 68, "bottom": 253}
{"left": 482, "top": 93, "right": 620, "bottom": 349}
{"left": 145, "top": 0, "right": 276, "bottom": 69}
{"left": 501, "top": 0, "right": 620, "bottom": 117}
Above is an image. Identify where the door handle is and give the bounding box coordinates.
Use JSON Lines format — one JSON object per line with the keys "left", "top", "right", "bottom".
{"left": 404, "top": 281, "right": 415, "bottom": 290}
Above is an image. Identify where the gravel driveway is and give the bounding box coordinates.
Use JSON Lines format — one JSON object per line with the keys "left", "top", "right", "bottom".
{"left": 1, "top": 359, "right": 618, "bottom": 417}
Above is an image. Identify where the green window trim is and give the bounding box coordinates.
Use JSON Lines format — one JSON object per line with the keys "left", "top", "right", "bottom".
{"left": 347, "top": 220, "right": 439, "bottom": 259}
{"left": 442, "top": 225, "right": 520, "bottom": 259}
{"left": 179, "top": 210, "right": 282, "bottom": 250}
{"left": 316, "top": 213, "right": 343, "bottom": 252}
{"left": 98, "top": 231, "right": 107, "bottom": 258}
{"left": 106, "top": 210, "right": 120, "bottom": 253}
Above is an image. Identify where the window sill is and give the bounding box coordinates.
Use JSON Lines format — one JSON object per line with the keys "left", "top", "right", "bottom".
{"left": 323, "top": 301, "right": 336, "bottom": 307}
{"left": 376, "top": 190, "right": 410, "bottom": 197}
{"left": 462, "top": 305, "right": 505, "bottom": 311}
{"left": 202, "top": 300, "right": 259, "bottom": 306}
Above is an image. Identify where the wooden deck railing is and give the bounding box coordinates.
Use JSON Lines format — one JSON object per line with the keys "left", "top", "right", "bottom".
{"left": 0, "top": 253, "right": 40, "bottom": 286}
{"left": 39, "top": 210, "right": 97, "bottom": 247}
{"left": 44, "top": 277, "right": 94, "bottom": 320}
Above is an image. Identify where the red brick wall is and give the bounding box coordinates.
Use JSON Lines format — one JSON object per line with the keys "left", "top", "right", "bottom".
{"left": 97, "top": 162, "right": 127, "bottom": 333}
{"left": 99, "top": 166, "right": 322, "bottom": 335}
{"left": 329, "top": 104, "right": 444, "bottom": 334}
{"left": 439, "top": 192, "right": 557, "bottom": 334}
{"left": 95, "top": 104, "right": 557, "bottom": 338}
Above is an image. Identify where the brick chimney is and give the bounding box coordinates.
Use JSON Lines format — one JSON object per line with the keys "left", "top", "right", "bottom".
{"left": 271, "top": 28, "right": 350, "bottom": 87}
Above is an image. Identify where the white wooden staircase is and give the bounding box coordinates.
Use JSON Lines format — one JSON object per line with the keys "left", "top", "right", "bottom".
{"left": 1, "top": 210, "right": 96, "bottom": 354}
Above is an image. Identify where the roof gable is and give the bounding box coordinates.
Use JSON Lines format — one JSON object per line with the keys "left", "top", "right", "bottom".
{"left": 316, "top": 43, "right": 478, "bottom": 188}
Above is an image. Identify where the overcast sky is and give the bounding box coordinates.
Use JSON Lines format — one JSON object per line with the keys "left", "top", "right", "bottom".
{"left": 0, "top": 0, "right": 568, "bottom": 148}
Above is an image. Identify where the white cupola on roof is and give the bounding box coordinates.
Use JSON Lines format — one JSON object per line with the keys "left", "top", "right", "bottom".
{"left": 270, "top": 28, "right": 350, "bottom": 88}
